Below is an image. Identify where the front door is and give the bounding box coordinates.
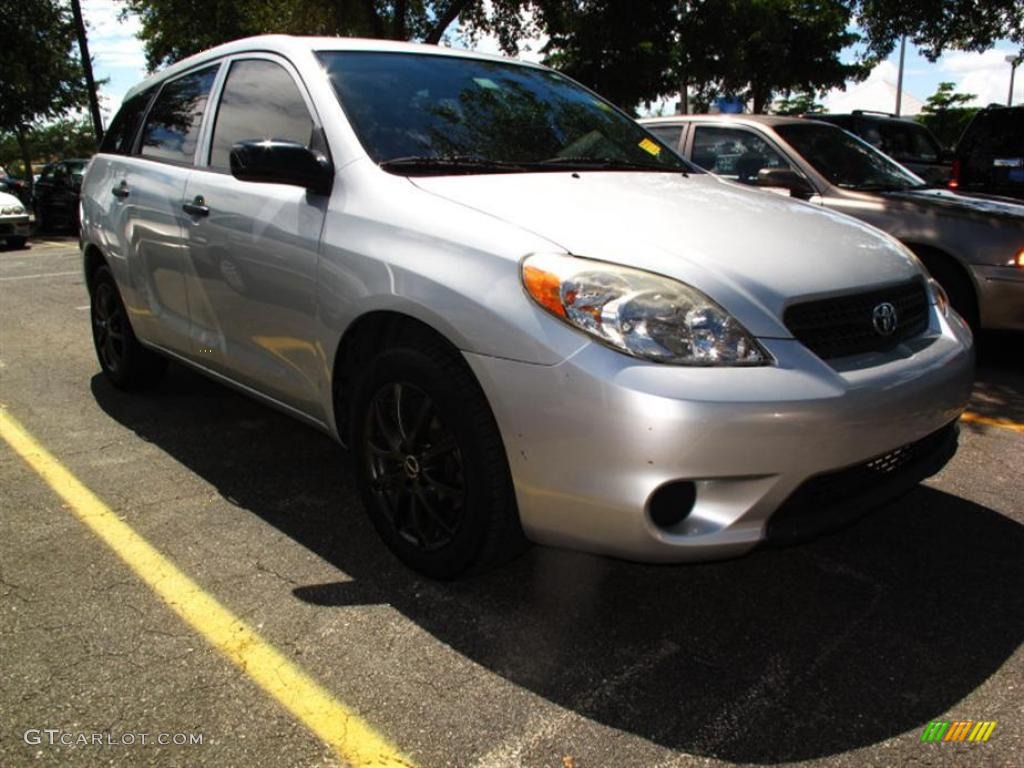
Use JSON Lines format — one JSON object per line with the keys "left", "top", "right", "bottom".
{"left": 182, "top": 56, "right": 328, "bottom": 418}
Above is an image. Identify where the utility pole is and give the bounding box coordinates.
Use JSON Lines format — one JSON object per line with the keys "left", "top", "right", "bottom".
{"left": 70, "top": 0, "right": 104, "bottom": 143}
{"left": 1008, "top": 54, "right": 1021, "bottom": 107}
{"left": 894, "top": 35, "right": 906, "bottom": 116}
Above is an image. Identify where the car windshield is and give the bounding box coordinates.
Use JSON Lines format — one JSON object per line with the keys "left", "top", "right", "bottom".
{"left": 316, "top": 51, "right": 694, "bottom": 175}
{"left": 776, "top": 122, "right": 927, "bottom": 191}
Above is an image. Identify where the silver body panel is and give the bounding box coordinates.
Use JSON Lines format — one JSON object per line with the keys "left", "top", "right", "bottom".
{"left": 80, "top": 36, "right": 975, "bottom": 562}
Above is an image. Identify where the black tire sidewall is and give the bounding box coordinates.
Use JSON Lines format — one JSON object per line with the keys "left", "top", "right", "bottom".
{"left": 90, "top": 265, "right": 163, "bottom": 389}
{"left": 351, "top": 346, "right": 504, "bottom": 579}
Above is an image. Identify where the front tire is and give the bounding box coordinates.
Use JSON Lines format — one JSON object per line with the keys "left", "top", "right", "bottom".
{"left": 90, "top": 264, "right": 167, "bottom": 389}
{"left": 350, "top": 330, "right": 526, "bottom": 578}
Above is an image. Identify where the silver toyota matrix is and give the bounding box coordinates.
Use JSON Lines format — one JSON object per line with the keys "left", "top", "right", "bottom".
{"left": 80, "top": 37, "right": 974, "bottom": 578}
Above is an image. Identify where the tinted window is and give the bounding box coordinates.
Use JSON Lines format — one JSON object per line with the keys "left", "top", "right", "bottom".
{"left": 646, "top": 125, "right": 683, "bottom": 149}
{"left": 317, "top": 51, "right": 692, "bottom": 174}
{"left": 962, "top": 108, "right": 1023, "bottom": 157}
{"left": 100, "top": 88, "right": 154, "bottom": 155}
{"left": 209, "top": 60, "right": 315, "bottom": 171}
{"left": 877, "top": 123, "right": 940, "bottom": 163}
{"left": 140, "top": 66, "right": 219, "bottom": 164}
{"left": 691, "top": 126, "right": 792, "bottom": 183}
{"left": 777, "top": 122, "right": 925, "bottom": 191}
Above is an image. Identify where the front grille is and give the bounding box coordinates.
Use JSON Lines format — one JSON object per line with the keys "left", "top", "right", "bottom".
{"left": 784, "top": 279, "right": 929, "bottom": 360}
{"left": 765, "top": 421, "right": 958, "bottom": 544}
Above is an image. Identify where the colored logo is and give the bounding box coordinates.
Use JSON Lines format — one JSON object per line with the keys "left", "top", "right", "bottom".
{"left": 872, "top": 301, "right": 898, "bottom": 336}
{"left": 920, "top": 721, "right": 997, "bottom": 742}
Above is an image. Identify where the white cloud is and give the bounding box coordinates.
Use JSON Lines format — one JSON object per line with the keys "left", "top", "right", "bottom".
{"left": 938, "top": 48, "right": 1023, "bottom": 107}
{"left": 81, "top": 0, "right": 148, "bottom": 116}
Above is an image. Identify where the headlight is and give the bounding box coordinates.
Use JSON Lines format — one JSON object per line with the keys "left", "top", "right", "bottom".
{"left": 927, "top": 277, "right": 950, "bottom": 317}
{"left": 521, "top": 253, "right": 769, "bottom": 365}
{"left": 1, "top": 205, "right": 25, "bottom": 215}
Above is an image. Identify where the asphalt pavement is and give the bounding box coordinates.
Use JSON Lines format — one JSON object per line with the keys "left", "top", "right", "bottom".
{"left": 1, "top": 237, "right": 1021, "bottom": 767}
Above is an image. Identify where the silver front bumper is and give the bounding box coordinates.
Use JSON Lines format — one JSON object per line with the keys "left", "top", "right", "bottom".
{"left": 466, "top": 307, "right": 974, "bottom": 562}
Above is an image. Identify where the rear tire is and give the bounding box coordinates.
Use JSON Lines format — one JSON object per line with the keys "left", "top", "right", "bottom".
{"left": 89, "top": 264, "right": 167, "bottom": 390}
{"left": 349, "top": 328, "right": 526, "bottom": 578}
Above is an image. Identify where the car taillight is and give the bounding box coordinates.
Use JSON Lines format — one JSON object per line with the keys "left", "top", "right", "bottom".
{"left": 948, "top": 159, "right": 960, "bottom": 190}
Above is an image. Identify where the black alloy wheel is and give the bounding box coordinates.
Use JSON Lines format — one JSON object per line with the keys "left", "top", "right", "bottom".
{"left": 89, "top": 264, "right": 167, "bottom": 389}
{"left": 364, "top": 382, "right": 464, "bottom": 552}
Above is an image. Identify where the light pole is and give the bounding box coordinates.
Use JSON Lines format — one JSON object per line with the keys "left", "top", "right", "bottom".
{"left": 895, "top": 36, "right": 906, "bottom": 116}
{"left": 1008, "top": 54, "right": 1022, "bottom": 107}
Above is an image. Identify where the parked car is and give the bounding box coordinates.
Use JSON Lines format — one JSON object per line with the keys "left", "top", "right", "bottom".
{"left": 81, "top": 36, "right": 972, "bottom": 578}
{"left": 814, "top": 111, "right": 952, "bottom": 186}
{"left": 0, "top": 174, "right": 32, "bottom": 208}
{"left": 0, "top": 189, "right": 31, "bottom": 248}
{"left": 642, "top": 114, "right": 1024, "bottom": 331}
{"left": 949, "top": 105, "right": 1024, "bottom": 201}
{"left": 33, "top": 158, "right": 89, "bottom": 232}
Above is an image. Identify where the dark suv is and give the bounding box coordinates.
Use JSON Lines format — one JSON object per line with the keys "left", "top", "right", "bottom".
{"left": 815, "top": 111, "right": 951, "bottom": 186}
{"left": 950, "top": 106, "right": 1024, "bottom": 200}
{"left": 33, "top": 159, "right": 89, "bottom": 232}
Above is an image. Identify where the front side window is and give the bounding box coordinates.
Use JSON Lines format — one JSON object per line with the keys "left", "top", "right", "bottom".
{"left": 209, "top": 59, "right": 315, "bottom": 171}
{"left": 139, "top": 66, "right": 219, "bottom": 164}
{"left": 776, "top": 122, "right": 926, "bottom": 191}
{"left": 316, "top": 51, "right": 694, "bottom": 175}
{"left": 691, "top": 126, "right": 792, "bottom": 183}
{"left": 100, "top": 88, "right": 154, "bottom": 156}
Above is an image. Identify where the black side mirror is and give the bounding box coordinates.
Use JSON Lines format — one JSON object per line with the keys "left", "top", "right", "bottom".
{"left": 756, "top": 167, "right": 814, "bottom": 198}
{"left": 229, "top": 140, "right": 333, "bottom": 195}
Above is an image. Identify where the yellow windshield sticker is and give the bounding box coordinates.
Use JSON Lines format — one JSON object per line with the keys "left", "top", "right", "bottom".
{"left": 639, "top": 138, "right": 662, "bottom": 156}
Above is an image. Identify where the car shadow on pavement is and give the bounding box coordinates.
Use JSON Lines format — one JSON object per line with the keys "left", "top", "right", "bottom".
{"left": 970, "top": 331, "right": 1024, "bottom": 427}
{"left": 91, "top": 366, "right": 1024, "bottom": 764}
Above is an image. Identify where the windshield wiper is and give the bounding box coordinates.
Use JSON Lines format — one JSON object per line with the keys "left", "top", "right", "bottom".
{"left": 379, "top": 156, "right": 538, "bottom": 175}
{"left": 537, "top": 157, "right": 688, "bottom": 175}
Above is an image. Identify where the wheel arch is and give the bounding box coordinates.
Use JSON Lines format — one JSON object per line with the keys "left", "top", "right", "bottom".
{"left": 329, "top": 310, "right": 476, "bottom": 446}
{"left": 902, "top": 241, "right": 980, "bottom": 327}
{"left": 82, "top": 242, "right": 108, "bottom": 292}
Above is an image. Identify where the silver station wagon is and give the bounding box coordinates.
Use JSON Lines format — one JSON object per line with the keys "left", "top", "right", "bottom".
{"left": 81, "top": 36, "right": 973, "bottom": 578}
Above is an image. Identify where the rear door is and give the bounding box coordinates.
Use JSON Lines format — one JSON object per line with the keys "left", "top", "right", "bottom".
{"left": 122, "top": 64, "right": 221, "bottom": 354}
{"left": 182, "top": 55, "right": 328, "bottom": 417}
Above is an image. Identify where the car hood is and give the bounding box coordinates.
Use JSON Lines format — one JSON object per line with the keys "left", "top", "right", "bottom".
{"left": 411, "top": 172, "right": 923, "bottom": 338}
{"left": 0, "top": 190, "right": 23, "bottom": 207}
{"left": 882, "top": 188, "right": 1024, "bottom": 220}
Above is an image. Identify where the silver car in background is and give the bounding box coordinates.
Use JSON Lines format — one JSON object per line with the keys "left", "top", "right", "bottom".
{"left": 80, "top": 36, "right": 973, "bottom": 578}
{"left": 642, "top": 114, "right": 1024, "bottom": 331}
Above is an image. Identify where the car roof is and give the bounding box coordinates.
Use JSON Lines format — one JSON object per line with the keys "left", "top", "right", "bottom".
{"left": 640, "top": 114, "right": 833, "bottom": 129}
{"left": 124, "top": 34, "right": 544, "bottom": 101}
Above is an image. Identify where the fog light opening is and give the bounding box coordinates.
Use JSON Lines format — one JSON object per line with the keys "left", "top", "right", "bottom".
{"left": 648, "top": 481, "right": 697, "bottom": 530}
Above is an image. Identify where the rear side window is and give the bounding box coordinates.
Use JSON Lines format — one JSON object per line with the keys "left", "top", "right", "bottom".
{"left": 208, "top": 59, "right": 315, "bottom": 171}
{"left": 139, "top": 66, "right": 219, "bottom": 164}
{"left": 646, "top": 125, "right": 683, "bottom": 150}
{"left": 100, "top": 88, "right": 154, "bottom": 155}
{"left": 962, "top": 109, "right": 1023, "bottom": 156}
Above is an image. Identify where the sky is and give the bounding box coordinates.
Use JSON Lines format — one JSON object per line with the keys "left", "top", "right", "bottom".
{"left": 83, "top": 0, "right": 1022, "bottom": 123}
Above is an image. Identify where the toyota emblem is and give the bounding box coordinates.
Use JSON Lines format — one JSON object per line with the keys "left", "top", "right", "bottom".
{"left": 872, "top": 302, "right": 898, "bottom": 336}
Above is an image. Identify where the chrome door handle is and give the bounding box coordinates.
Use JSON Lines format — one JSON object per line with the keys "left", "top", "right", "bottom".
{"left": 182, "top": 196, "right": 209, "bottom": 217}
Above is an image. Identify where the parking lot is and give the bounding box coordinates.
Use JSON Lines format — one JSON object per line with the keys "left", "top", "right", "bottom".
{"left": 1, "top": 237, "right": 1021, "bottom": 767}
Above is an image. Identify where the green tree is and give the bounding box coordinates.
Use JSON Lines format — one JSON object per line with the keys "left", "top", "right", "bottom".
{"left": 121, "top": 0, "right": 486, "bottom": 70}
{"left": 852, "top": 1, "right": 1024, "bottom": 60}
{"left": 537, "top": 1, "right": 868, "bottom": 114}
{"left": 773, "top": 90, "right": 825, "bottom": 115}
{"left": 915, "top": 81, "right": 978, "bottom": 148}
{"left": 0, "top": 0, "right": 88, "bottom": 192}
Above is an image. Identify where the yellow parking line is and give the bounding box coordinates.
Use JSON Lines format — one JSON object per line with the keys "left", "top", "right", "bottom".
{"left": 0, "top": 408, "right": 414, "bottom": 768}
{"left": 961, "top": 411, "right": 1024, "bottom": 434}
